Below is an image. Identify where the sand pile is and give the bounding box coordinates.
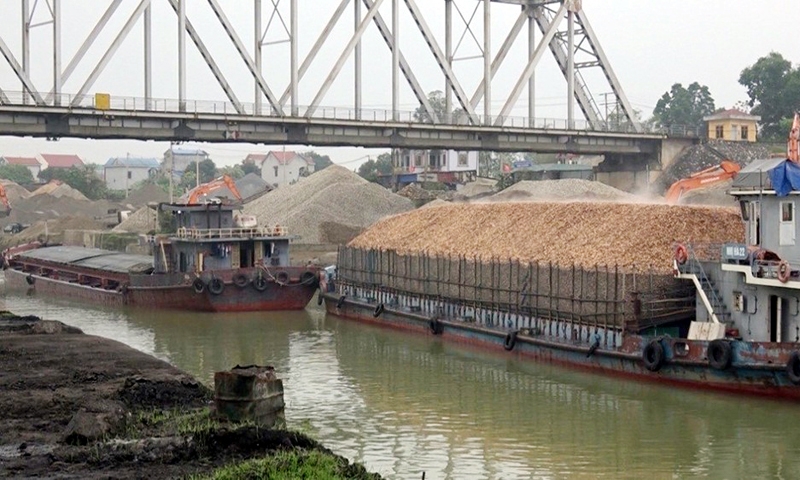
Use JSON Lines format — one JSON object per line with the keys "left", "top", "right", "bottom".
{"left": 112, "top": 206, "right": 158, "bottom": 234}
{"left": 490, "top": 179, "right": 635, "bottom": 202}
{"left": 2, "top": 216, "right": 106, "bottom": 248}
{"left": 349, "top": 202, "right": 744, "bottom": 273}
{"left": 421, "top": 199, "right": 450, "bottom": 209}
{"left": 244, "top": 165, "right": 413, "bottom": 244}
{"left": 458, "top": 178, "right": 496, "bottom": 198}
{"left": 125, "top": 184, "right": 169, "bottom": 207}
{"left": 0, "top": 180, "right": 32, "bottom": 202}
{"left": 31, "top": 181, "right": 88, "bottom": 201}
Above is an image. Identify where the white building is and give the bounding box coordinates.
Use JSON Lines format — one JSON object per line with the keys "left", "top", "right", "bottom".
{"left": 0, "top": 156, "right": 42, "bottom": 179}
{"left": 163, "top": 147, "right": 210, "bottom": 174}
{"left": 257, "top": 151, "right": 315, "bottom": 187}
{"left": 397, "top": 149, "right": 479, "bottom": 174}
{"left": 104, "top": 157, "right": 160, "bottom": 191}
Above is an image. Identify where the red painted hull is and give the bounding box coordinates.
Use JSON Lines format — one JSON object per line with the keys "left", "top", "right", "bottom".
{"left": 324, "top": 294, "right": 800, "bottom": 401}
{"left": 5, "top": 267, "right": 317, "bottom": 312}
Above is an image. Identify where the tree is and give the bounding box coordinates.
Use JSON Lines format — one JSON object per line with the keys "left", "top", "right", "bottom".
{"left": 302, "top": 151, "right": 333, "bottom": 172}
{"left": 413, "top": 90, "right": 447, "bottom": 123}
{"left": 357, "top": 154, "right": 393, "bottom": 183}
{"left": 179, "top": 159, "right": 217, "bottom": 191}
{"left": 38, "top": 166, "right": 109, "bottom": 200}
{"left": 219, "top": 165, "right": 245, "bottom": 180}
{"left": 653, "top": 82, "right": 716, "bottom": 129}
{"left": 241, "top": 162, "right": 261, "bottom": 177}
{"left": 0, "top": 164, "right": 34, "bottom": 184}
{"left": 739, "top": 52, "right": 800, "bottom": 140}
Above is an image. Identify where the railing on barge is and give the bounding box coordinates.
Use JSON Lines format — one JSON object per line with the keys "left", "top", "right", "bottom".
{"left": 336, "top": 246, "right": 695, "bottom": 333}
{"left": 175, "top": 225, "right": 289, "bottom": 240}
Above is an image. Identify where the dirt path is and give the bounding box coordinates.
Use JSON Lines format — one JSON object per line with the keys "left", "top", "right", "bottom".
{"left": 0, "top": 314, "right": 380, "bottom": 479}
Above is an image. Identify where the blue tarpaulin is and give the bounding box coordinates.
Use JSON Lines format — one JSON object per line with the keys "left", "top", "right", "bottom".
{"left": 769, "top": 160, "right": 800, "bottom": 196}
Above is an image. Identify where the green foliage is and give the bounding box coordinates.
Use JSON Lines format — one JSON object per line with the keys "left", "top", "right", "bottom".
{"left": 201, "top": 450, "right": 374, "bottom": 480}
{"left": 357, "top": 153, "right": 393, "bottom": 183}
{"left": 180, "top": 159, "right": 218, "bottom": 191}
{"left": 38, "top": 165, "right": 109, "bottom": 200}
{"left": 158, "top": 210, "right": 176, "bottom": 234}
{"left": 739, "top": 52, "right": 800, "bottom": 140}
{"left": 413, "top": 90, "right": 447, "bottom": 123}
{"left": 219, "top": 165, "right": 245, "bottom": 180}
{"left": 241, "top": 162, "right": 261, "bottom": 177}
{"left": 653, "top": 82, "right": 716, "bottom": 129}
{"left": 303, "top": 151, "right": 334, "bottom": 171}
{"left": 0, "top": 164, "right": 34, "bottom": 184}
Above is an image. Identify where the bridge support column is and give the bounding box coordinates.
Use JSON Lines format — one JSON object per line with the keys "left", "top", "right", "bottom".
{"left": 595, "top": 153, "right": 660, "bottom": 194}
{"left": 483, "top": 0, "right": 491, "bottom": 125}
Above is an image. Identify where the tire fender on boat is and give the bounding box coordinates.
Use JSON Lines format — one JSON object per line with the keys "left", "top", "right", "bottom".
{"left": 253, "top": 275, "right": 269, "bottom": 292}
{"left": 300, "top": 271, "right": 318, "bottom": 286}
{"left": 503, "top": 331, "right": 518, "bottom": 351}
{"left": 208, "top": 278, "right": 225, "bottom": 295}
{"left": 674, "top": 244, "right": 689, "bottom": 265}
{"left": 26, "top": 274, "right": 35, "bottom": 286}
{"left": 707, "top": 339, "right": 733, "bottom": 370}
{"left": 429, "top": 318, "right": 443, "bottom": 335}
{"left": 642, "top": 339, "right": 665, "bottom": 372}
{"left": 275, "top": 271, "right": 290, "bottom": 285}
{"left": 233, "top": 273, "right": 249, "bottom": 288}
{"left": 192, "top": 278, "right": 206, "bottom": 294}
{"left": 373, "top": 303, "right": 385, "bottom": 318}
{"left": 778, "top": 261, "right": 791, "bottom": 283}
{"left": 787, "top": 352, "right": 800, "bottom": 385}
{"left": 336, "top": 295, "right": 346, "bottom": 309}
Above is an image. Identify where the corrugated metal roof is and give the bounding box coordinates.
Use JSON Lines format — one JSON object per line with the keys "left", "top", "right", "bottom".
{"left": 105, "top": 157, "right": 160, "bottom": 168}
{"left": 18, "top": 246, "right": 153, "bottom": 274}
{"left": 732, "top": 158, "right": 786, "bottom": 189}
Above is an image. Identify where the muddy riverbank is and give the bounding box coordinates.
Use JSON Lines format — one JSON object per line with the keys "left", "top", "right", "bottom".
{"left": 0, "top": 313, "right": 380, "bottom": 479}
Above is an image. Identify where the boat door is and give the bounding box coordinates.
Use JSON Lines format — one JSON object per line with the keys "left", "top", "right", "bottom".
{"left": 780, "top": 201, "right": 795, "bottom": 246}
{"left": 769, "top": 295, "right": 794, "bottom": 342}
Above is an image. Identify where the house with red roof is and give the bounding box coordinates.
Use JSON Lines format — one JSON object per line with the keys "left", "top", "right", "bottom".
{"left": 0, "top": 156, "right": 42, "bottom": 178}
{"left": 703, "top": 109, "right": 761, "bottom": 142}
{"left": 40, "top": 153, "right": 85, "bottom": 170}
{"left": 256, "top": 151, "right": 315, "bottom": 187}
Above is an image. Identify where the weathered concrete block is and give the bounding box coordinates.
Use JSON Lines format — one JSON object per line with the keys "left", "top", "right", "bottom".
{"left": 214, "top": 365, "right": 285, "bottom": 427}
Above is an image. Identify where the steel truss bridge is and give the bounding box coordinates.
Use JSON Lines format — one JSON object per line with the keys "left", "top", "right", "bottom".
{"left": 0, "top": 0, "right": 669, "bottom": 157}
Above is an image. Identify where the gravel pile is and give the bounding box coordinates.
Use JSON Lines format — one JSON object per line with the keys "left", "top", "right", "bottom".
{"left": 489, "top": 179, "right": 636, "bottom": 202}
{"left": 421, "top": 199, "right": 450, "bottom": 209}
{"left": 457, "top": 178, "right": 496, "bottom": 198}
{"left": 31, "top": 181, "right": 88, "bottom": 201}
{"left": 112, "top": 206, "right": 158, "bottom": 234}
{"left": 244, "top": 165, "right": 413, "bottom": 244}
{"left": 349, "top": 202, "right": 744, "bottom": 273}
{"left": 0, "top": 180, "right": 32, "bottom": 202}
{"left": 125, "top": 184, "right": 169, "bottom": 207}
{"left": 660, "top": 140, "right": 772, "bottom": 190}
{"left": 1, "top": 216, "right": 106, "bottom": 248}
{"left": 397, "top": 183, "right": 436, "bottom": 202}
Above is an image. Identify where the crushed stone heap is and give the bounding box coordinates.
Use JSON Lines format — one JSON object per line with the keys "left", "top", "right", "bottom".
{"left": 489, "top": 179, "right": 635, "bottom": 202}
{"left": 349, "top": 202, "right": 744, "bottom": 273}
{"left": 244, "top": 165, "right": 413, "bottom": 244}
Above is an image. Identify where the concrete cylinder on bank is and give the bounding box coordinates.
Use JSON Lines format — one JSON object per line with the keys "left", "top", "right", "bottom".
{"left": 214, "top": 365, "right": 285, "bottom": 428}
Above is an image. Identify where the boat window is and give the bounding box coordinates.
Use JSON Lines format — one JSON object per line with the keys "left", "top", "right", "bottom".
{"left": 782, "top": 202, "right": 794, "bottom": 223}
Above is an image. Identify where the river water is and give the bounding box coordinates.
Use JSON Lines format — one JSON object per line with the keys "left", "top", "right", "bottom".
{"left": 4, "top": 288, "right": 800, "bottom": 479}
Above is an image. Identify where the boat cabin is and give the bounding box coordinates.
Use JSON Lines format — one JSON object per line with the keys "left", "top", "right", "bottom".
{"left": 154, "top": 203, "right": 293, "bottom": 274}
{"left": 677, "top": 158, "right": 800, "bottom": 343}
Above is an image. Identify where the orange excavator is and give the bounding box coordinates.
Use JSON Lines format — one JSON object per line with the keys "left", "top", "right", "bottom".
{"left": 665, "top": 160, "right": 741, "bottom": 204}
{"left": 183, "top": 175, "right": 243, "bottom": 204}
{"left": 0, "top": 184, "right": 10, "bottom": 217}
{"left": 789, "top": 112, "right": 799, "bottom": 163}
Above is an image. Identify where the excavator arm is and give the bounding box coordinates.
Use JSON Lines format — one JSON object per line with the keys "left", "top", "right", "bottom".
{"left": 184, "top": 175, "right": 242, "bottom": 204}
{"left": 665, "top": 161, "right": 741, "bottom": 204}
{"left": 0, "top": 184, "right": 11, "bottom": 217}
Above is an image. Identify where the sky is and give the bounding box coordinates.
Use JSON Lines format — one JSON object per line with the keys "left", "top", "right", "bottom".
{"left": 0, "top": 0, "right": 798, "bottom": 169}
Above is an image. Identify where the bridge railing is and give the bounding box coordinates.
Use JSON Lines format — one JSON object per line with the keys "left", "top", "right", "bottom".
{"left": 1, "top": 90, "right": 703, "bottom": 137}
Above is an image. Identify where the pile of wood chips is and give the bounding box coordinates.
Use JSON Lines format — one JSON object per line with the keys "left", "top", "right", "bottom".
{"left": 349, "top": 202, "right": 745, "bottom": 273}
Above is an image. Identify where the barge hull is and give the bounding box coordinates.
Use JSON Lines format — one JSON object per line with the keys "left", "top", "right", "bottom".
{"left": 324, "top": 294, "right": 800, "bottom": 400}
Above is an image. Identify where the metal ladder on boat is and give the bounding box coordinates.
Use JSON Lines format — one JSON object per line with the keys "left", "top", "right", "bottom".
{"left": 675, "top": 247, "right": 731, "bottom": 325}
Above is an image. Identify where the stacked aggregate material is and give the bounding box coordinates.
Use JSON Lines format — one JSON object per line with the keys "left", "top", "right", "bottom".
{"left": 489, "top": 179, "right": 636, "bottom": 202}
{"left": 112, "top": 206, "right": 158, "bottom": 234}
{"left": 244, "top": 165, "right": 413, "bottom": 244}
{"left": 236, "top": 173, "right": 271, "bottom": 201}
{"left": 660, "top": 140, "right": 772, "bottom": 190}
{"left": 349, "top": 202, "right": 744, "bottom": 274}
{"left": 421, "top": 199, "right": 450, "bottom": 209}
{"left": 457, "top": 178, "right": 497, "bottom": 199}
{"left": 345, "top": 202, "right": 744, "bottom": 327}
{"left": 2, "top": 216, "right": 106, "bottom": 248}
{"left": 0, "top": 180, "right": 32, "bottom": 202}
{"left": 397, "top": 183, "right": 436, "bottom": 202}
{"left": 125, "top": 184, "right": 170, "bottom": 207}
{"left": 31, "top": 181, "right": 89, "bottom": 201}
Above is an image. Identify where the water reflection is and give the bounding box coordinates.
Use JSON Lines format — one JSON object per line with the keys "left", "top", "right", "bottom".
{"left": 3, "top": 286, "right": 800, "bottom": 479}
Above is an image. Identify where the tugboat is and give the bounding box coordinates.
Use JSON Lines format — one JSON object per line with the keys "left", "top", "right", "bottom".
{"left": 320, "top": 115, "right": 800, "bottom": 399}
{"left": 3, "top": 201, "right": 319, "bottom": 312}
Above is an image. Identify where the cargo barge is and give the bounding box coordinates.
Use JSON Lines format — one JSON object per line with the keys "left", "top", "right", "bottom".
{"left": 4, "top": 203, "right": 318, "bottom": 312}
{"left": 322, "top": 157, "right": 800, "bottom": 399}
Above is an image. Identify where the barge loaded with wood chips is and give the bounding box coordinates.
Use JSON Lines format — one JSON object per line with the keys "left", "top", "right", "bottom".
{"left": 3, "top": 203, "right": 319, "bottom": 312}
{"left": 321, "top": 156, "right": 800, "bottom": 399}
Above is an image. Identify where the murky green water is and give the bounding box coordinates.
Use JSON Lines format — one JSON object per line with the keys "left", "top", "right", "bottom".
{"left": 4, "top": 286, "right": 800, "bottom": 479}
